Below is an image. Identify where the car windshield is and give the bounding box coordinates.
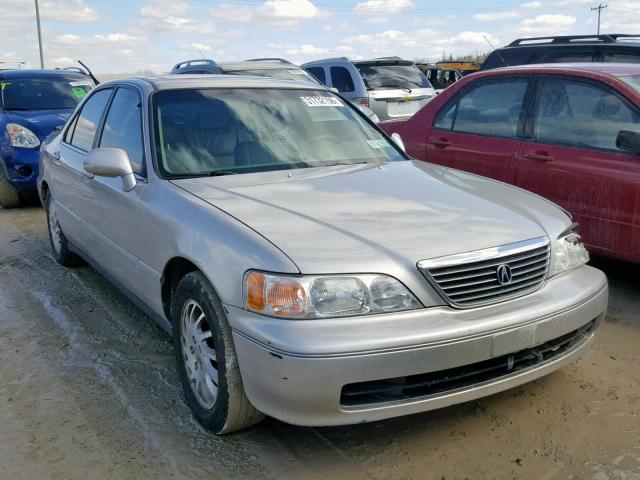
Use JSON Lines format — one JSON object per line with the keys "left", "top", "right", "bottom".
{"left": 153, "top": 88, "right": 405, "bottom": 177}
{"left": 356, "top": 64, "right": 432, "bottom": 90}
{"left": 225, "top": 68, "right": 319, "bottom": 84}
{"left": 0, "top": 76, "right": 93, "bottom": 110}
{"left": 618, "top": 74, "right": 640, "bottom": 94}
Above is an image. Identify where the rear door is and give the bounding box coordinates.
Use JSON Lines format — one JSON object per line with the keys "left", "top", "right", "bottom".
{"left": 54, "top": 88, "right": 114, "bottom": 250}
{"left": 426, "top": 76, "right": 530, "bottom": 183}
{"left": 517, "top": 75, "right": 640, "bottom": 261}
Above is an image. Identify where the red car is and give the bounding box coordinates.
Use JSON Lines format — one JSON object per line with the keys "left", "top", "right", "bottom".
{"left": 380, "top": 63, "right": 640, "bottom": 263}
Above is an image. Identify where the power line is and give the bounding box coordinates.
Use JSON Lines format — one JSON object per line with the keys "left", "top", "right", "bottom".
{"left": 590, "top": 3, "right": 607, "bottom": 35}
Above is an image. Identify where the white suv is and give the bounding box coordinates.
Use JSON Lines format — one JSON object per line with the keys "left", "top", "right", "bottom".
{"left": 303, "top": 56, "right": 436, "bottom": 120}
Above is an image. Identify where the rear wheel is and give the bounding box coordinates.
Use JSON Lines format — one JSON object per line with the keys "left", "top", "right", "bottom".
{"left": 0, "top": 167, "right": 20, "bottom": 209}
{"left": 46, "top": 194, "right": 83, "bottom": 267}
{"left": 172, "top": 271, "right": 264, "bottom": 434}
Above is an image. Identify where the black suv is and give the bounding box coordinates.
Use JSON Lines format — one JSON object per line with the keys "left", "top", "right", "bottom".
{"left": 481, "top": 34, "right": 640, "bottom": 70}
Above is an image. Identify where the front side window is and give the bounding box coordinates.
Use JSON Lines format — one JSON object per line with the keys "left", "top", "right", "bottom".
{"left": 533, "top": 77, "right": 640, "bottom": 152}
{"left": 69, "top": 88, "right": 112, "bottom": 151}
{"left": 330, "top": 67, "right": 355, "bottom": 93}
{"left": 539, "top": 50, "right": 595, "bottom": 63}
{"left": 356, "top": 64, "right": 432, "bottom": 90}
{"left": 152, "top": 88, "right": 405, "bottom": 177}
{"left": 0, "top": 76, "right": 93, "bottom": 110}
{"left": 99, "top": 88, "right": 144, "bottom": 175}
{"left": 444, "top": 79, "right": 528, "bottom": 137}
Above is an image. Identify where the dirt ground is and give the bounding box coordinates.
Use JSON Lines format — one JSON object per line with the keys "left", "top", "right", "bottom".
{"left": 0, "top": 204, "right": 638, "bottom": 480}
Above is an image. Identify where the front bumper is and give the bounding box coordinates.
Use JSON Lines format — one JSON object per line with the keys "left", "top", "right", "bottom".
{"left": 0, "top": 146, "right": 40, "bottom": 190}
{"left": 229, "top": 265, "right": 607, "bottom": 426}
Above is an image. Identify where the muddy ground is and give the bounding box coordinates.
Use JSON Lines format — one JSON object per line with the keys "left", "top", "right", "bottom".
{"left": 0, "top": 204, "right": 638, "bottom": 480}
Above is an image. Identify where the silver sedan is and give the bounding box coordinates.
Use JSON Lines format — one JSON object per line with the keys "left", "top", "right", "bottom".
{"left": 38, "top": 75, "right": 607, "bottom": 434}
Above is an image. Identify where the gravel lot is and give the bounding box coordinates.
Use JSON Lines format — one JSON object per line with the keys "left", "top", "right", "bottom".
{"left": 1, "top": 204, "right": 639, "bottom": 480}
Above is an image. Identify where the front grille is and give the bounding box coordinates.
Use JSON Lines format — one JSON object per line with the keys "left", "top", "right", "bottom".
{"left": 418, "top": 237, "right": 550, "bottom": 308}
{"left": 340, "top": 320, "right": 595, "bottom": 407}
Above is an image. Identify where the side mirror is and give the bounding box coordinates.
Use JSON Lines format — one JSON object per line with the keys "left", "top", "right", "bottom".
{"left": 390, "top": 132, "right": 406, "bottom": 153}
{"left": 616, "top": 130, "right": 640, "bottom": 155}
{"left": 84, "top": 148, "right": 137, "bottom": 192}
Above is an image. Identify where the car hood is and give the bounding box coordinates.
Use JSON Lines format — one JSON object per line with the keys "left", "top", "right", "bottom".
{"left": 172, "top": 161, "right": 570, "bottom": 274}
{"left": 4, "top": 109, "right": 72, "bottom": 139}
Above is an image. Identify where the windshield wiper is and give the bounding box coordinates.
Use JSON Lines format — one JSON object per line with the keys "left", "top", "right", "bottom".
{"left": 207, "top": 170, "right": 237, "bottom": 176}
{"left": 324, "top": 161, "right": 369, "bottom": 167}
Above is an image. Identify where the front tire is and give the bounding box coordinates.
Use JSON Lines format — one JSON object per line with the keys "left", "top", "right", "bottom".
{"left": 172, "top": 271, "right": 264, "bottom": 434}
{"left": 45, "top": 194, "right": 83, "bottom": 267}
{"left": 0, "top": 166, "right": 21, "bottom": 209}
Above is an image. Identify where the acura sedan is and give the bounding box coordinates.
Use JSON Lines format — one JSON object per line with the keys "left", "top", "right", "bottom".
{"left": 38, "top": 75, "right": 608, "bottom": 434}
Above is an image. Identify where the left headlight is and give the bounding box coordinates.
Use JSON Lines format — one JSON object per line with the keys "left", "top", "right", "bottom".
{"left": 244, "top": 271, "right": 421, "bottom": 319}
{"left": 549, "top": 225, "right": 589, "bottom": 277}
{"left": 6, "top": 123, "right": 40, "bottom": 148}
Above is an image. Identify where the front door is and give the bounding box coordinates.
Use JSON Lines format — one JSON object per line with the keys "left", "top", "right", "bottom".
{"left": 517, "top": 75, "right": 640, "bottom": 262}
{"left": 426, "top": 76, "right": 530, "bottom": 184}
{"left": 82, "top": 86, "right": 149, "bottom": 297}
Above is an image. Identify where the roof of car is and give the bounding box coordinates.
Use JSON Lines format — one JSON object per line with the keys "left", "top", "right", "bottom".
{"left": 500, "top": 34, "right": 640, "bottom": 48}
{"left": 483, "top": 62, "right": 640, "bottom": 77}
{"left": 0, "top": 69, "right": 89, "bottom": 79}
{"left": 219, "top": 61, "right": 302, "bottom": 72}
{"left": 103, "top": 74, "right": 328, "bottom": 91}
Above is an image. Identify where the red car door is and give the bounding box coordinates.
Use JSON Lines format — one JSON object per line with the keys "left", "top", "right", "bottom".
{"left": 517, "top": 75, "right": 640, "bottom": 263}
{"left": 425, "top": 76, "right": 531, "bottom": 183}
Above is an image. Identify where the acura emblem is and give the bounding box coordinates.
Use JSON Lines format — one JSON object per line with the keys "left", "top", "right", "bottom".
{"left": 496, "top": 264, "right": 513, "bottom": 285}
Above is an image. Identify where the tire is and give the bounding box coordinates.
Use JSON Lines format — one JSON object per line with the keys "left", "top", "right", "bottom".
{"left": 0, "top": 166, "right": 20, "bottom": 209}
{"left": 172, "top": 271, "right": 264, "bottom": 434}
{"left": 45, "top": 194, "right": 84, "bottom": 267}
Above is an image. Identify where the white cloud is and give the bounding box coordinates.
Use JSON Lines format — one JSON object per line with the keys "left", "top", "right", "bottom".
{"left": 211, "top": 0, "right": 329, "bottom": 28}
{"left": 365, "top": 17, "right": 389, "bottom": 24}
{"left": 354, "top": 0, "right": 413, "bottom": 14}
{"left": 474, "top": 11, "right": 520, "bottom": 21}
{"left": 182, "top": 43, "right": 212, "bottom": 53}
{"left": 517, "top": 14, "right": 576, "bottom": 35}
{"left": 474, "top": 1, "right": 543, "bottom": 22}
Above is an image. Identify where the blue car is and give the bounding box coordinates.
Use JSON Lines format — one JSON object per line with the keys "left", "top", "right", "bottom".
{"left": 0, "top": 69, "right": 94, "bottom": 208}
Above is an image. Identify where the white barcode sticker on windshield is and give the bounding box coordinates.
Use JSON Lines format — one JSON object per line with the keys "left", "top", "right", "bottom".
{"left": 300, "top": 96, "right": 343, "bottom": 107}
{"left": 69, "top": 81, "right": 93, "bottom": 87}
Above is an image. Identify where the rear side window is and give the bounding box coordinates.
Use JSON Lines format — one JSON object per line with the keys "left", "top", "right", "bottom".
{"left": 330, "top": 66, "right": 355, "bottom": 93}
{"left": 69, "top": 88, "right": 112, "bottom": 151}
{"left": 441, "top": 79, "right": 528, "bottom": 137}
{"left": 603, "top": 50, "right": 640, "bottom": 63}
{"left": 306, "top": 67, "right": 326, "bottom": 85}
{"left": 533, "top": 77, "right": 640, "bottom": 152}
{"left": 99, "top": 88, "right": 144, "bottom": 175}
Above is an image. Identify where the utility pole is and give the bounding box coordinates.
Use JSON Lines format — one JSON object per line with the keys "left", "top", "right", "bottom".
{"left": 34, "top": 0, "right": 44, "bottom": 68}
{"left": 591, "top": 3, "right": 607, "bottom": 35}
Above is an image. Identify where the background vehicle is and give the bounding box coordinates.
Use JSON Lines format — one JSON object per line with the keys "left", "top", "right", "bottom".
{"left": 417, "top": 64, "right": 462, "bottom": 92}
{"left": 482, "top": 34, "right": 640, "bottom": 70}
{"left": 38, "top": 74, "right": 605, "bottom": 435}
{"left": 379, "top": 63, "right": 640, "bottom": 264}
{"left": 170, "top": 58, "right": 223, "bottom": 74}
{"left": 170, "top": 57, "right": 380, "bottom": 123}
{"left": 0, "top": 69, "right": 94, "bottom": 208}
{"left": 436, "top": 61, "right": 480, "bottom": 76}
{"left": 303, "top": 56, "right": 435, "bottom": 120}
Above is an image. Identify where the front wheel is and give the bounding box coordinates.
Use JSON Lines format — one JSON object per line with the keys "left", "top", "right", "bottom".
{"left": 0, "top": 166, "right": 20, "bottom": 209}
{"left": 172, "top": 271, "right": 264, "bottom": 434}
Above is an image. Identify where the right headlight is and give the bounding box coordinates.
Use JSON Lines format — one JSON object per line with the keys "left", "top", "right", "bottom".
{"left": 244, "top": 271, "right": 421, "bottom": 319}
{"left": 6, "top": 123, "right": 40, "bottom": 148}
{"left": 549, "top": 225, "right": 589, "bottom": 277}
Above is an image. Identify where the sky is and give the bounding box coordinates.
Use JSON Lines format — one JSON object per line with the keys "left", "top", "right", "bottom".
{"left": 1, "top": 0, "right": 639, "bottom": 73}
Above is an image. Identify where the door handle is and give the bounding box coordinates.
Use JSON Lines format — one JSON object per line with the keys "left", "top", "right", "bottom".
{"left": 523, "top": 151, "right": 554, "bottom": 162}
{"left": 429, "top": 138, "right": 452, "bottom": 148}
